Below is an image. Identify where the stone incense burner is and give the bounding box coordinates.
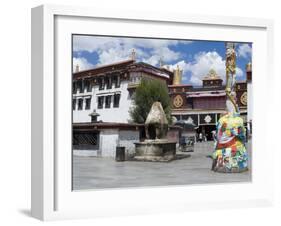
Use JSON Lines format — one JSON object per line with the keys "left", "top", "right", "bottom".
{"left": 134, "top": 102, "right": 176, "bottom": 162}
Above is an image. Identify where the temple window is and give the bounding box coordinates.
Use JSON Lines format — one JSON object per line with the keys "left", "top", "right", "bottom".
{"left": 77, "top": 80, "right": 83, "bottom": 93}
{"left": 105, "top": 76, "right": 112, "bottom": 89}
{"left": 105, "top": 95, "right": 112, "bottom": 108}
{"left": 97, "top": 96, "right": 104, "bottom": 109}
{"left": 112, "top": 76, "right": 117, "bottom": 87}
{"left": 78, "top": 99, "right": 83, "bottom": 110}
{"left": 115, "top": 75, "right": 120, "bottom": 88}
{"left": 85, "top": 98, "right": 91, "bottom": 110}
{"left": 99, "top": 77, "right": 105, "bottom": 90}
{"left": 84, "top": 80, "right": 92, "bottom": 92}
{"left": 72, "top": 99, "right": 76, "bottom": 110}
{"left": 113, "top": 94, "right": 121, "bottom": 108}
{"left": 72, "top": 82, "right": 77, "bottom": 94}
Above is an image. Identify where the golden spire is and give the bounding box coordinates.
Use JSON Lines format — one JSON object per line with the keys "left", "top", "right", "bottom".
{"left": 131, "top": 49, "right": 136, "bottom": 61}
{"left": 75, "top": 64, "right": 80, "bottom": 73}
{"left": 209, "top": 69, "right": 216, "bottom": 78}
{"left": 246, "top": 62, "right": 252, "bottom": 72}
{"left": 173, "top": 65, "right": 183, "bottom": 85}
{"left": 159, "top": 56, "right": 164, "bottom": 67}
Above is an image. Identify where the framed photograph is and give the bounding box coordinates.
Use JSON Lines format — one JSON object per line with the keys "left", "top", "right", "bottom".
{"left": 31, "top": 4, "right": 274, "bottom": 221}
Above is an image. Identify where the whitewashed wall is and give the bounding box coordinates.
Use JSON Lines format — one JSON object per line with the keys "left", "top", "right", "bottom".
{"left": 73, "top": 129, "right": 139, "bottom": 158}
{"left": 119, "top": 130, "right": 139, "bottom": 158}
{"left": 73, "top": 80, "right": 132, "bottom": 123}
{"left": 99, "top": 129, "right": 119, "bottom": 157}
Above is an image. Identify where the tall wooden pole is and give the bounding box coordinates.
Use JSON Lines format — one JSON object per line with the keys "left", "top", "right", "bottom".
{"left": 225, "top": 42, "right": 239, "bottom": 113}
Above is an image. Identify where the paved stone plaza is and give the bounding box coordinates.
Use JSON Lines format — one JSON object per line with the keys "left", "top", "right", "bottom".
{"left": 73, "top": 141, "right": 251, "bottom": 190}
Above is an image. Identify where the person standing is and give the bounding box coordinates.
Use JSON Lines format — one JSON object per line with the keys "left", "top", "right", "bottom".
{"left": 199, "top": 132, "right": 203, "bottom": 142}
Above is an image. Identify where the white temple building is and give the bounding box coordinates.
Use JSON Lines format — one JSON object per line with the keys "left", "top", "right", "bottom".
{"left": 72, "top": 57, "right": 173, "bottom": 123}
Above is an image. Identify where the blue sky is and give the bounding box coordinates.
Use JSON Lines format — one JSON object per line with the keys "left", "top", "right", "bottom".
{"left": 73, "top": 35, "right": 252, "bottom": 86}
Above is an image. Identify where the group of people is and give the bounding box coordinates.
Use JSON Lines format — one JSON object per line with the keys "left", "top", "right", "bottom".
{"left": 197, "top": 130, "right": 217, "bottom": 142}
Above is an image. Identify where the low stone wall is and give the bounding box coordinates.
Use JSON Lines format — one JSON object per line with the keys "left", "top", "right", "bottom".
{"left": 73, "top": 127, "right": 140, "bottom": 158}
{"left": 73, "top": 149, "right": 98, "bottom": 157}
{"left": 73, "top": 123, "right": 181, "bottom": 158}
{"left": 119, "top": 130, "right": 139, "bottom": 159}
{"left": 99, "top": 129, "right": 119, "bottom": 157}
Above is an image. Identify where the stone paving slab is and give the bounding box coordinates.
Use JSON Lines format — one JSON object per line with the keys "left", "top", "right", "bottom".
{"left": 73, "top": 141, "right": 251, "bottom": 190}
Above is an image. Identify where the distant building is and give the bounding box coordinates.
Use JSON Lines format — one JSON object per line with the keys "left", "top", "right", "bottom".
{"left": 169, "top": 68, "right": 250, "bottom": 141}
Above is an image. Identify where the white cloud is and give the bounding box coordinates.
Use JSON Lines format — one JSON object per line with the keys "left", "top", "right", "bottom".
{"left": 166, "top": 60, "right": 189, "bottom": 71}
{"left": 73, "top": 35, "right": 191, "bottom": 66}
{"left": 236, "top": 67, "right": 243, "bottom": 77}
{"left": 167, "top": 51, "right": 243, "bottom": 86}
{"left": 97, "top": 46, "right": 149, "bottom": 65}
{"left": 142, "top": 55, "right": 161, "bottom": 66}
{"left": 237, "top": 44, "right": 252, "bottom": 58}
{"left": 142, "top": 47, "right": 181, "bottom": 66}
{"left": 154, "top": 47, "right": 181, "bottom": 62}
{"left": 97, "top": 48, "right": 130, "bottom": 65}
{"left": 172, "top": 51, "right": 225, "bottom": 86}
{"left": 73, "top": 57, "right": 94, "bottom": 71}
{"left": 73, "top": 36, "right": 186, "bottom": 52}
{"left": 73, "top": 36, "right": 120, "bottom": 52}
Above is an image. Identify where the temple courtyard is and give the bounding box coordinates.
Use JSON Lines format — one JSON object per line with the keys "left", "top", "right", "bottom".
{"left": 73, "top": 140, "right": 252, "bottom": 190}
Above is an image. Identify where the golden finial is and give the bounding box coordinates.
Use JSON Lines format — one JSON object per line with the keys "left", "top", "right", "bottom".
{"left": 173, "top": 65, "right": 183, "bottom": 85}
{"left": 131, "top": 49, "right": 136, "bottom": 61}
{"left": 75, "top": 64, "right": 80, "bottom": 73}
{"left": 159, "top": 56, "right": 164, "bottom": 67}
{"left": 246, "top": 62, "right": 252, "bottom": 72}
{"left": 209, "top": 69, "right": 217, "bottom": 78}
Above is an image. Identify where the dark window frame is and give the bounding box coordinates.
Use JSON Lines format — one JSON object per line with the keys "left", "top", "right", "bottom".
{"left": 114, "top": 75, "right": 120, "bottom": 88}
{"left": 105, "top": 95, "right": 112, "bottom": 108}
{"left": 113, "top": 94, "right": 121, "bottom": 108}
{"left": 78, "top": 98, "right": 83, "bottom": 110}
{"left": 72, "top": 98, "right": 76, "bottom": 110}
{"left": 85, "top": 98, "right": 91, "bottom": 110}
{"left": 105, "top": 77, "right": 109, "bottom": 89}
{"left": 85, "top": 80, "right": 92, "bottom": 92}
{"left": 112, "top": 76, "right": 117, "bottom": 88}
{"left": 97, "top": 96, "right": 104, "bottom": 109}
{"left": 104, "top": 76, "right": 112, "bottom": 90}
{"left": 72, "top": 81, "right": 77, "bottom": 94}
{"left": 77, "top": 80, "right": 84, "bottom": 93}
{"left": 72, "top": 131, "right": 100, "bottom": 150}
{"left": 99, "top": 77, "right": 105, "bottom": 90}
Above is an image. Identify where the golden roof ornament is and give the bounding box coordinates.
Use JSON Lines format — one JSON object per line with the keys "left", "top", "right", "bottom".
{"left": 75, "top": 64, "right": 80, "bottom": 73}
{"left": 159, "top": 56, "right": 164, "bottom": 68}
{"left": 203, "top": 69, "right": 221, "bottom": 80}
{"left": 246, "top": 62, "right": 252, "bottom": 72}
{"left": 131, "top": 48, "right": 136, "bottom": 61}
{"left": 209, "top": 69, "right": 216, "bottom": 78}
{"left": 172, "top": 65, "right": 183, "bottom": 85}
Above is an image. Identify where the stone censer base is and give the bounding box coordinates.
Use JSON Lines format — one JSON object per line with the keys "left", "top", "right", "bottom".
{"left": 134, "top": 139, "right": 176, "bottom": 162}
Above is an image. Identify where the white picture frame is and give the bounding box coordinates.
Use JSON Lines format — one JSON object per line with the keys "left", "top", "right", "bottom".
{"left": 31, "top": 4, "right": 274, "bottom": 221}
